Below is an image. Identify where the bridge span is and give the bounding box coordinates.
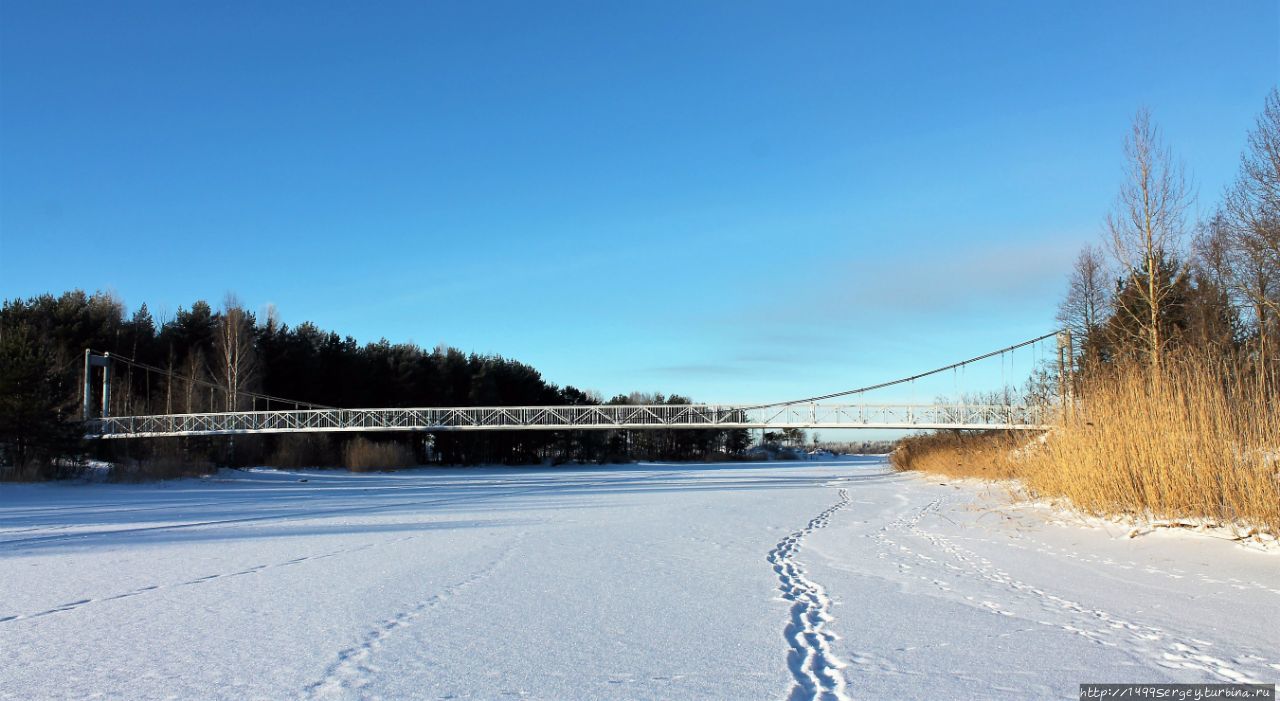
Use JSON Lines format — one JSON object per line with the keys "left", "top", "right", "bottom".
{"left": 85, "top": 403, "right": 1051, "bottom": 439}
{"left": 80, "top": 331, "right": 1067, "bottom": 439}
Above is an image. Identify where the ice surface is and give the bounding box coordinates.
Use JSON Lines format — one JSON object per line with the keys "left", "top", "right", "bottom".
{"left": 1, "top": 458, "right": 1276, "bottom": 700}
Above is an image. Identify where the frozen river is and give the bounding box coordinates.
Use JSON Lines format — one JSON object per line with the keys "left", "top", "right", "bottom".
{"left": 2, "top": 457, "right": 1276, "bottom": 700}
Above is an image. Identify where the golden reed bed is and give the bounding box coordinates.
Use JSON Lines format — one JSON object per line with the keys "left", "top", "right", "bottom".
{"left": 892, "top": 357, "right": 1280, "bottom": 535}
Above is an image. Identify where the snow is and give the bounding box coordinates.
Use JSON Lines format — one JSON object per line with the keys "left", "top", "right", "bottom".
{"left": 1, "top": 457, "right": 1276, "bottom": 700}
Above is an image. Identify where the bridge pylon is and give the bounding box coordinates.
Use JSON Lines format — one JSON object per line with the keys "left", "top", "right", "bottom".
{"left": 82, "top": 350, "right": 112, "bottom": 421}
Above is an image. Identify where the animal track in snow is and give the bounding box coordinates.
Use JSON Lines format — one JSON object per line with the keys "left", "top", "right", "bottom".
{"left": 0, "top": 535, "right": 417, "bottom": 624}
{"left": 304, "top": 533, "right": 526, "bottom": 700}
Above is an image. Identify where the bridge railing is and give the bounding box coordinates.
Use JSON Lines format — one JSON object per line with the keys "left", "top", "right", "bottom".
{"left": 85, "top": 403, "right": 1052, "bottom": 438}
{"left": 750, "top": 403, "right": 1049, "bottom": 428}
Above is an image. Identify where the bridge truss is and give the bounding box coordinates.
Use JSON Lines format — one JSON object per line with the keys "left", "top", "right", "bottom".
{"left": 85, "top": 403, "right": 1051, "bottom": 439}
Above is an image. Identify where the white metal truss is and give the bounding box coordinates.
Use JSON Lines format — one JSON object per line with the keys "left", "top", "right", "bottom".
{"left": 84, "top": 403, "right": 1051, "bottom": 439}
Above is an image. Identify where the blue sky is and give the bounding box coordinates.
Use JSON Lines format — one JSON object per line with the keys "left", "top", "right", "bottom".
{"left": 2, "top": 1, "right": 1276, "bottom": 406}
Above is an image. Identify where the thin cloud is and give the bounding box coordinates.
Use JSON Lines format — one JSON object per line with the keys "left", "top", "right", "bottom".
{"left": 646, "top": 363, "right": 749, "bottom": 377}
{"left": 663, "top": 238, "right": 1079, "bottom": 387}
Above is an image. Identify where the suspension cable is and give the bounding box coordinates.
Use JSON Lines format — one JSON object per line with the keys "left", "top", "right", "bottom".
{"left": 739, "top": 330, "right": 1061, "bottom": 411}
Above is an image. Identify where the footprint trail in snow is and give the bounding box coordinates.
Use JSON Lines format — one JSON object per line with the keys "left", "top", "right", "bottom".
{"left": 768, "top": 487, "right": 853, "bottom": 701}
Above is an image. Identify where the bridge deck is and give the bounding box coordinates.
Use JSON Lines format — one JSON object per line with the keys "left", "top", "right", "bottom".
{"left": 86, "top": 404, "right": 1052, "bottom": 438}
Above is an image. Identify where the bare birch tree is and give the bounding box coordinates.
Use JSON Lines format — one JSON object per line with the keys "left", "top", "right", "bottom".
{"left": 1188, "top": 212, "right": 1241, "bottom": 355}
{"left": 183, "top": 347, "right": 206, "bottom": 413}
{"left": 216, "top": 295, "right": 257, "bottom": 412}
{"left": 1056, "top": 244, "right": 1110, "bottom": 361}
{"left": 1106, "top": 109, "right": 1191, "bottom": 373}
{"left": 1224, "top": 88, "right": 1280, "bottom": 383}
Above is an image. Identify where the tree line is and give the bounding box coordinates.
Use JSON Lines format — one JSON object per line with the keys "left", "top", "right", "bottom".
{"left": 0, "top": 292, "right": 750, "bottom": 477}
{"left": 1057, "top": 90, "right": 1280, "bottom": 385}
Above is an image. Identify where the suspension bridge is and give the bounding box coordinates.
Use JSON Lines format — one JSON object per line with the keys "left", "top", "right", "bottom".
{"left": 80, "top": 331, "right": 1071, "bottom": 439}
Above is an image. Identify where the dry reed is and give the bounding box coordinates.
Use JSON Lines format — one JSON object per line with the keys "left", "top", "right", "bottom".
{"left": 269, "top": 434, "right": 338, "bottom": 468}
{"left": 342, "top": 437, "right": 416, "bottom": 472}
{"left": 894, "top": 356, "right": 1280, "bottom": 533}
{"left": 890, "top": 431, "right": 1022, "bottom": 481}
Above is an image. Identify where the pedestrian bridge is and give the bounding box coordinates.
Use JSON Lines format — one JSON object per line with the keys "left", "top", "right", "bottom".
{"left": 81, "top": 330, "right": 1069, "bottom": 439}
{"left": 85, "top": 403, "right": 1051, "bottom": 439}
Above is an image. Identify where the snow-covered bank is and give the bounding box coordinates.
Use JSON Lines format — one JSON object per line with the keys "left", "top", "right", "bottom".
{"left": 906, "top": 474, "right": 1280, "bottom": 553}
{"left": 2, "top": 458, "right": 1276, "bottom": 700}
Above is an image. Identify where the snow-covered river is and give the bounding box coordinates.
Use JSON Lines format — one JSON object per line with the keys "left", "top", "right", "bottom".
{"left": 2, "top": 457, "right": 1276, "bottom": 700}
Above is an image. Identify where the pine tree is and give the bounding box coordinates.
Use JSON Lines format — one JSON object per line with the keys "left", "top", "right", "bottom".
{"left": 0, "top": 324, "right": 82, "bottom": 478}
{"left": 1102, "top": 251, "right": 1195, "bottom": 362}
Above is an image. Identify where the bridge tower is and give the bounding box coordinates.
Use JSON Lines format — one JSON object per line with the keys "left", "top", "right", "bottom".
{"left": 82, "top": 350, "right": 112, "bottom": 420}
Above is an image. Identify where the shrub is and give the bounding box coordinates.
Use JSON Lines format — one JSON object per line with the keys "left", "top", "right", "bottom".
{"left": 343, "top": 437, "right": 416, "bottom": 471}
